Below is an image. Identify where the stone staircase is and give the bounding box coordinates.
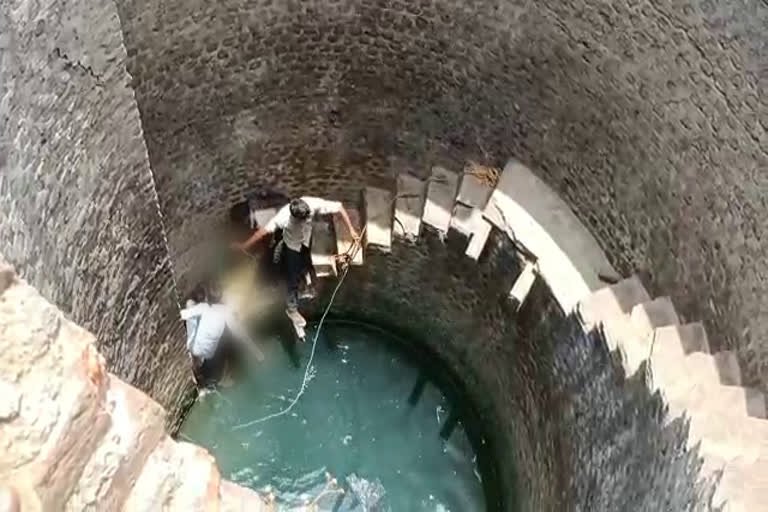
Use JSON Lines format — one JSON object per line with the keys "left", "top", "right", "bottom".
{"left": 4, "top": 156, "right": 765, "bottom": 510}
{"left": 0, "top": 263, "right": 266, "bottom": 511}
{"left": 302, "top": 159, "right": 766, "bottom": 512}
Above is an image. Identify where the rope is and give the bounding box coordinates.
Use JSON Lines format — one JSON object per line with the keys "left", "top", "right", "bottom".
{"left": 231, "top": 190, "right": 416, "bottom": 430}
{"left": 231, "top": 228, "right": 366, "bottom": 430}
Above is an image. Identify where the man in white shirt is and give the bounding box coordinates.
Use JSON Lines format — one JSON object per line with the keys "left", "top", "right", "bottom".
{"left": 182, "top": 287, "right": 264, "bottom": 386}
{"left": 232, "top": 197, "right": 359, "bottom": 312}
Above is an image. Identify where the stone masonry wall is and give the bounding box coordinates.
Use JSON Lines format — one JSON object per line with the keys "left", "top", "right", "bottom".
{"left": 314, "top": 228, "right": 713, "bottom": 511}
{"left": 0, "top": 258, "right": 266, "bottom": 511}
{"left": 0, "top": 0, "right": 190, "bottom": 416}
{"left": 114, "top": 0, "right": 768, "bottom": 393}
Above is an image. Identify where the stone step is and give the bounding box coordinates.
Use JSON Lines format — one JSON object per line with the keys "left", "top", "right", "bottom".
{"left": 123, "top": 439, "right": 220, "bottom": 512}
{"left": 646, "top": 324, "right": 743, "bottom": 383}
{"left": 449, "top": 203, "right": 478, "bottom": 237}
{"left": 449, "top": 204, "right": 493, "bottom": 261}
{"left": 630, "top": 297, "right": 680, "bottom": 340}
{"left": 482, "top": 159, "right": 620, "bottom": 311}
{"left": 394, "top": 174, "right": 426, "bottom": 239}
{"left": 713, "top": 351, "right": 742, "bottom": 386}
{"left": 219, "top": 480, "right": 268, "bottom": 512}
{"left": 0, "top": 262, "right": 14, "bottom": 294}
{"left": 650, "top": 334, "right": 765, "bottom": 419}
{"left": 310, "top": 218, "right": 338, "bottom": 278}
{"left": 66, "top": 376, "right": 167, "bottom": 512}
{"left": 666, "top": 386, "right": 768, "bottom": 460}
{"left": 168, "top": 443, "right": 221, "bottom": 511}
{"left": 364, "top": 186, "right": 394, "bottom": 251}
{"left": 649, "top": 324, "right": 713, "bottom": 378}
{"left": 667, "top": 361, "right": 765, "bottom": 418}
{"left": 509, "top": 263, "right": 537, "bottom": 310}
{"left": 579, "top": 276, "right": 651, "bottom": 330}
{"left": 618, "top": 297, "right": 681, "bottom": 375}
{"left": 333, "top": 207, "right": 364, "bottom": 266}
{"left": 0, "top": 283, "right": 111, "bottom": 511}
{"left": 422, "top": 166, "right": 459, "bottom": 232}
{"left": 456, "top": 170, "right": 493, "bottom": 209}
{"left": 465, "top": 218, "right": 492, "bottom": 261}
{"left": 711, "top": 455, "right": 768, "bottom": 512}
{"left": 652, "top": 322, "right": 710, "bottom": 356}
{"left": 646, "top": 323, "right": 743, "bottom": 386}
{"left": 578, "top": 276, "right": 651, "bottom": 360}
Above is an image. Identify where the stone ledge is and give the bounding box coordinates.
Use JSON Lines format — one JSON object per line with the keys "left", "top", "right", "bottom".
{"left": 0, "top": 264, "right": 267, "bottom": 511}
{"left": 66, "top": 376, "right": 167, "bottom": 511}
{"left": 484, "top": 159, "right": 619, "bottom": 312}
{"left": 0, "top": 269, "right": 111, "bottom": 511}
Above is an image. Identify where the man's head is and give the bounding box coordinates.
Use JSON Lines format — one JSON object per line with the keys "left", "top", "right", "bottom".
{"left": 190, "top": 285, "right": 207, "bottom": 304}
{"left": 289, "top": 198, "right": 311, "bottom": 222}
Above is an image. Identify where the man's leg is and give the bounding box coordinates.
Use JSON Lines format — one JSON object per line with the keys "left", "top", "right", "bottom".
{"left": 282, "top": 247, "right": 304, "bottom": 311}
{"left": 212, "top": 331, "right": 234, "bottom": 386}
{"left": 193, "top": 356, "right": 213, "bottom": 388}
{"left": 298, "top": 245, "right": 315, "bottom": 299}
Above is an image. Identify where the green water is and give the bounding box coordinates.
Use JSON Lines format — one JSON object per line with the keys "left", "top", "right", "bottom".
{"left": 180, "top": 323, "right": 486, "bottom": 511}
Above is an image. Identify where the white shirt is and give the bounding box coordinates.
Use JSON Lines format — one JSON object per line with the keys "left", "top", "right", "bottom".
{"left": 181, "top": 302, "right": 244, "bottom": 360}
{"left": 263, "top": 197, "right": 342, "bottom": 251}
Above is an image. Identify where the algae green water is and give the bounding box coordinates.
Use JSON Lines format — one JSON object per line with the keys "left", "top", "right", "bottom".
{"left": 180, "top": 323, "right": 486, "bottom": 511}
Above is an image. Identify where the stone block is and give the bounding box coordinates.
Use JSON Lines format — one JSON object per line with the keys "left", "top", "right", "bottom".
{"left": 579, "top": 276, "right": 651, "bottom": 330}
{"left": 713, "top": 351, "right": 743, "bottom": 386}
{"left": 422, "top": 167, "right": 459, "bottom": 232}
{"left": 509, "top": 263, "right": 537, "bottom": 310}
{"left": 66, "top": 376, "right": 166, "bottom": 512}
{"left": 393, "top": 174, "right": 426, "bottom": 239}
{"left": 0, "top": 284, "right": 111, "bottom": 511}
{"left": 168, "top": 443, "right": 220, "bottom": 512}
{"left": 456, "top": 172, "right": 493, "bottom": 209}
{"left": 122, "top": 438, "right": 179, "bottom": 512}
{"left": 220, "top": 480, "right": 267, "bottom": 512}
{"left": 464, "top": 218, "right": 492, "bottom": 262}
{"left": 0, "top": 265, "right": 15, "bottom": 295}
{"left": 712, "top": 455, "right": 768, "bottom": 512}
{"left": 649, "top": 326, "right": 735, "bottom": 396}
{"left": 310, "top": 218, "right": 337, "bottom": 278}
{"left": 124, "top": 439, "right": 219, "bottom": 512}
{"left": 668, "top": 390, "right": 768, "bottom": 459}
{"left": 450, "top": 204, "right": 494, "bottom": 261}
{"left": 483, "top": 159, "right": 619, "bottom": 311}
{"left": 630, "top": 297, "right": 680, "bottom": 340}
{"left": 449, "top": 203, "right": 477, "bottom": 237}
{"left": 364, "top": 187, "right": 393, "bottom": 251}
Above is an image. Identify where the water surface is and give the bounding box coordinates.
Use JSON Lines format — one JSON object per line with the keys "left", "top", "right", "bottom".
{"left": 180, "top": 323, "right": 485, "bottom": 511}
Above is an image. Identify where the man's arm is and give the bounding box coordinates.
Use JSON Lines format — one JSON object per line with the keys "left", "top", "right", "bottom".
{"left": 308, "top": 198, "right": 360, "bottom": 240}
{"left": 180, "top": 303, "right": 207, "bottom": 320}
{"left": 233, "top": 226, "right": 269, "bottom": 251}
{"left": 336, "top": 204, "right": 360, "bottom": 240}
{"left": 232, "top": 206, "right": 284, "bottom": 251}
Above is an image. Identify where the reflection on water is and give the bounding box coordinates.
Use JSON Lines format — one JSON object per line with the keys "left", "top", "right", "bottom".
{"left": 180, "top": 324, "right": 485, "bottom": 511}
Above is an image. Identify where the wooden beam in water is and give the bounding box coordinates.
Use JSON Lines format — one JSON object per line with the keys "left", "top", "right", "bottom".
{"left": 407, "top": 373, "right": 428, "bottom": 406}
{"left": 439, "top": 408, "right": 461, "bottom": 440}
